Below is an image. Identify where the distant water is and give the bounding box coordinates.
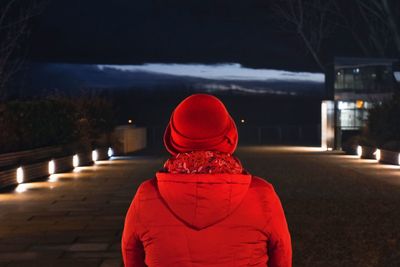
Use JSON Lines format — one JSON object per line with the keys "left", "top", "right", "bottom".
{"left": 21, "top": 62, "right": 325, "bottom": 97}
{"left": 97, "top": 63, "right": 324, "bottom": 83}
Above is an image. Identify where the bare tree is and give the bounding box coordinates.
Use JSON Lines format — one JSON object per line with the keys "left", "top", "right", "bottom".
{"left": 0, "top": 0, "right": 46, "bottom": 100}
{"left": 330, "top": 1, "right": 371, "bottom": 57}
{"left": 272, "top": 0, "right": 337, "bottom": 71}
{"left": 355, "top": 0, "right": 392, "bottom": 57}
{"left": 333, "top": 0, "right": 400, "bottom": 57}
{"left": 381, "top": 0, "right": 400, "bottom": 55}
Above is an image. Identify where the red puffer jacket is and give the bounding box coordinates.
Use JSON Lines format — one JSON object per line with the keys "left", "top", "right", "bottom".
{"left": 121, "top": 170, "right": 292, "bottom": 267}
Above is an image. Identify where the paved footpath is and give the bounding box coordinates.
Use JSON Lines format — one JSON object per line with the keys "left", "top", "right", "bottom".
{"left": 0, "top": 146, "right": 400, "bottom": 267}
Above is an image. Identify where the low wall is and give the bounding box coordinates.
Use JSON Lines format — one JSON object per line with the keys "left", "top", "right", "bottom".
{"left": 380, "top": 149, "right": 400, "bottom": 165}
{"left": 0, "top": 147, "right": 109, "bottom": 190}
{"left": 0, "top": 146, "right": 64, "bottom": 169}
{"left": 0, "top": 126, "right": 148, "bottom": 190}
{"left": 356, "top": 146, "right": 400, "bottom": 166}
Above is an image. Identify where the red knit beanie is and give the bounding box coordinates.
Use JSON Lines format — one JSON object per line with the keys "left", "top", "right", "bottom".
{"left": 164, "top": 94, "right": 238, "bottom": 155}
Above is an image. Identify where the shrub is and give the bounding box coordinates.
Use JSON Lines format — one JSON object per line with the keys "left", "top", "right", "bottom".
{"left": 0, "top": 94, "right": 115, "bottom": 153}
{"left": 366, "top": 92, "right": 400, "bottom": 150}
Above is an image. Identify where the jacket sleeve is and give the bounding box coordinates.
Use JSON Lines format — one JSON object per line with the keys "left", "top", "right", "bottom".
{"left": 121, "top": 186, "right": 146, "bottom": 267}
{"left": 266, "top": 186, "right": 292, "bottom": 267}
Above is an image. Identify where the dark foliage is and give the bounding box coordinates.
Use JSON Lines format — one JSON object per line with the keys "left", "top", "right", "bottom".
{"left": 0, "top": 95, "right": 115, "bottom": 153}
{"left": 367, "top": 92, "right": 400, "bottom": 150}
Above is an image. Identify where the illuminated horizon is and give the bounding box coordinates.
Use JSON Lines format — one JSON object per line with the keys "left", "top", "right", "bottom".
{"left": 97, "top": 63, "right": 324, "bottom": 83}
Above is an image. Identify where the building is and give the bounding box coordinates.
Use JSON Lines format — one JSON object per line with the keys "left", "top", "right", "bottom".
{"left": 322, "top": 57, "right": 399, "bottom": 150}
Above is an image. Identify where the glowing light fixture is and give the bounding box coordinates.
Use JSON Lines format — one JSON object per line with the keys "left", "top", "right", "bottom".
{"left": 240, "top": 119, "right": 245, "bottom": 123}
{"left": 321, "top": 102, "right": 328, "bottom": 150}
{"left": 48, "top": 175, "right": 58, "bottom": 183}
{"left": 357, "top": 146, "right": 362, "bottom": 158}
{"left": 128, "top": 119, "right": 132, "bottom": 124}
{"left": 108, "top": 147, "right": 114, "bottom": 158}
{"left": 15, "top": 184, "right": 27, "bottom": 193}
{"left": 92, "top": 150, "right": 99, "bottom": 162}
{"left": 48, "top": 160, "right": 56, "bottom": 175}
{"left": 398, "top": 153, "right": 400, "bottom": 166}
{"left": 356, "top": 100, "right": 364, "bottom": 109}
{"left": 16, "top": 167, "right": 24, "bottom": 184}
{"left": 374, "top": 149, "right": 381, "bottom": 161}
{"left": 73, "top": 154, "right": 79, "bottom": 168}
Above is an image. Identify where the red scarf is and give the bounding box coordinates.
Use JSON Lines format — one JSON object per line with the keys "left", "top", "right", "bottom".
{"left": 163, "top": 150, "right": 244, "bottom": 174}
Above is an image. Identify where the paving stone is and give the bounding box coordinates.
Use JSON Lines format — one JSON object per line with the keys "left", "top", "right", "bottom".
{"left": 0, "top": 252, "right": 38, "bottom": 261}
{"left": 6, "top": 259, "right": 101, "bottom": 267}
{"left": 108, "top": 242, "right": 121, "bottom": 251}
{"left": 46, "top": 222, "right": 88, "bottom": 231}
{"left": 0, "top": 243, "right": 30, "bottom": 252}
{"left": 100, "top": 259, "right": 123, "bottom": 267}
{"left": 85, "top": 223, "right": 121, "bottom": 230}
{"left": 75, "top": 235, "right": 119, "bottom": 243}
{"left": 0, "top": 236, "right": 41, "bottom": 245}
{"left": 36, "top": 233, "right": 78, "bottom": 244}
{"left": 68, "top": 243, "right": 109, "bottom": 251}
{"left": 29, "top": 244, "right": 69, "bottom": 251}
{"left": 1, "top": 147, "right": 399, "bottom": 266}
{"left": 62, "top": 251, "right": 121, "bottom": 259}
{"left": 12, "top": 227, "right": 48, "bottom": 235}
{"left": 0, "top": 226, "right": 17, "bottom": 237}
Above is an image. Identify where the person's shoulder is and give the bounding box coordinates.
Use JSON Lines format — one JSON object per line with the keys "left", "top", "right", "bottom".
{"left": 137, "top": 178, "right": 157, "bottom": 190}
{"left": 249, "top": 175, "right": 280, "bottom": 202}
{"left": 250, "top": 175, "right": 275, "bottom": 192}
{"left": 135, "top": 178, "right": 159, "bottom": 200}
{"left": 248, "top": 176, "right": 281, "bottom": 211}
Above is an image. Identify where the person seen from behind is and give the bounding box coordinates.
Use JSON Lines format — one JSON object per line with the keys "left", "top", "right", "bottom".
{"left": 122, "top": 93, "right": 292, "bottom": 267}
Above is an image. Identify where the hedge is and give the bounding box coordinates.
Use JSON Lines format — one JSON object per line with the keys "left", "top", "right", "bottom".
{"left": 0, "top": 95, "right": 115, "bottom": 154}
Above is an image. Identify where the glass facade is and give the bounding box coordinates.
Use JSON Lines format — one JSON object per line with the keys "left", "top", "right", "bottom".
{"left": 337, "top": 101, "right": 374, "bottom": 130}
{"left": 323, "top": 57, "right": 398, "bottom": 149}
{"left": 335, "top": 65, "right": 394, "bottom": 93}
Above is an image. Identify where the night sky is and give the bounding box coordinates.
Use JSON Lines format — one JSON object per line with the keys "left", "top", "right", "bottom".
{"left": 28, "top": 0, "right": 360, "bottom": 72}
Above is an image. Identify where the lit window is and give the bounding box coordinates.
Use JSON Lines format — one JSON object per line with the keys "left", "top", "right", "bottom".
{"left": 356, "top": 100, "right": 364, "bottom": 109}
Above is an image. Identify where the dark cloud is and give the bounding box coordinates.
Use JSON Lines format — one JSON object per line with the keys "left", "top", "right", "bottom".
{"left": 27, "top": 0, "right": 358, "bottom": 71}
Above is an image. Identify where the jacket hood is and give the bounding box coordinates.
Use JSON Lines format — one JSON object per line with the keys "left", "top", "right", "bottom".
{"left": 156, "top": 171, "right": 251, "bottom": 230}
